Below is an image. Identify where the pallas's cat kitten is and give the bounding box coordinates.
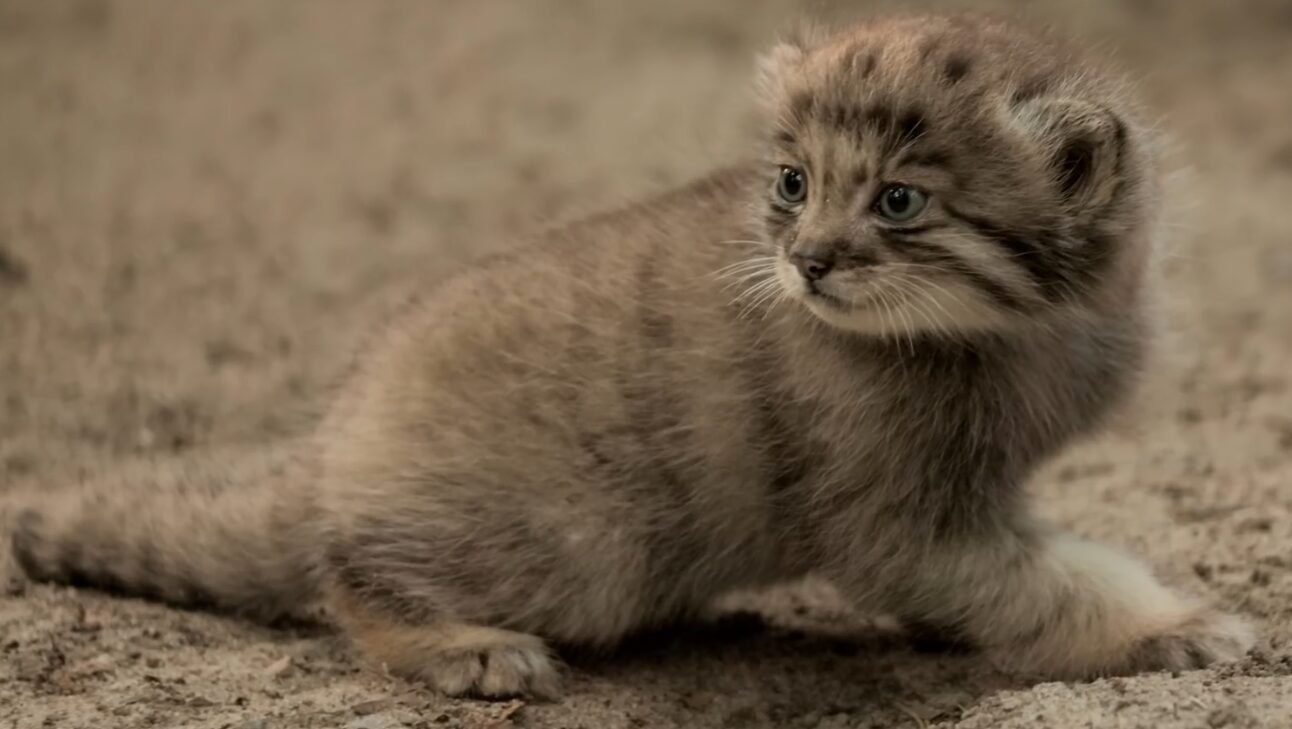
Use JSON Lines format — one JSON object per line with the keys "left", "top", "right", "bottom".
{"left": 8, "top": 12, "right": 1253, "bottom": 699}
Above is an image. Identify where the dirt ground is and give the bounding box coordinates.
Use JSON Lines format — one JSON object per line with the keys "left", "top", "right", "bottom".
{"left": 2, "top": 0, "right": 1291, "bottom": 727}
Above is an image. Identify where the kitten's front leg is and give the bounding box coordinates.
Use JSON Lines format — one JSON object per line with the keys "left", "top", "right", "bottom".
{"left": 869, "top": 518, "right": 1254, "bottom": 677}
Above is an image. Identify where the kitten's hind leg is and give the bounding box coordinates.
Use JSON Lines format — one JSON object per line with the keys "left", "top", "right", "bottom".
{"left": 329, "top": 586, "right": 562, "bottom": 700}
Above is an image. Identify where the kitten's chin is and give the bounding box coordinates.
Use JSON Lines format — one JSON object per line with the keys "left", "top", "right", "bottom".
{"left": 801, "top": 295, "right": 911, "bottom": 335}
{"left": 774, "top": 261, "right": 917, "bottom": 336}
{"left": 775, "top": 264, "right": 1010, "bottom": 339}
{"left": 770, "top": 258, "right": 1012, "bottom": 338}
{"left": 799, "top": 292, "right": 1017, "bottom": 339}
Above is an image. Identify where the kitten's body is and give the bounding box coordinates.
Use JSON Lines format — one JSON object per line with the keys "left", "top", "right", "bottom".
{"left": 7, "top": 13, "right": 1252, "bottom": 698}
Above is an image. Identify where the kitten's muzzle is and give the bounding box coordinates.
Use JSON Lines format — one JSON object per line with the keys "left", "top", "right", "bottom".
{"left": 790, "top": 250, "right": 835, "bottom": 282}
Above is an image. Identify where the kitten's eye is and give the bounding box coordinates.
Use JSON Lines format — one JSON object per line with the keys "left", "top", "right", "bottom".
{"left": 776, "top": 166, "right": 808, "bottom": 205}
{"left": 875, "top": 184, "right": 929, "bottom": 222}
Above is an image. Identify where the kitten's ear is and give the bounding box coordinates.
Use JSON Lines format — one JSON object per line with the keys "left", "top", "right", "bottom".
{"left": 1017, "top": 99, "right": 1128, "bottom": 218}
{"left": 754, "top": 33, "right": 809, "bottom": 109}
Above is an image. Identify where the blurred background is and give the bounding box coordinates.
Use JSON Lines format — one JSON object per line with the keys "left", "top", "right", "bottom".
{"left": 1, "top": 2, "right": 1290, "bottom": 728}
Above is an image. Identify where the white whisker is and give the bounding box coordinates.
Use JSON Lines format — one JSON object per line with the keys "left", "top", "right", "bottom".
{"left": 720, "top": 269, "right": 778, "bottom": 291}
{"left": 889, "top": 275, "right": 954, "bottom": 340}
{"left": 733, "top": 277, "right": 785, "bottom": 319}
{"left": 887, "top": 273, "right": 956, "bottom": 334}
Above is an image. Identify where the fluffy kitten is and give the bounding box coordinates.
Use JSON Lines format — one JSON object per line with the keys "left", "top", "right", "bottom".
{"left": 7, "top": 12, "right": 1253, "bottom": 699}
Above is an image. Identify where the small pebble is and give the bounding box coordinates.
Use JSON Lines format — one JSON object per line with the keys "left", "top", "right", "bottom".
{"left": 265, "top": 655, "right": 293, "bottom": 677}
{"left": 351, "top": 699, "right": 394, "bottom": 716}
{"left": 345, "top": 715, "right": 406, "bottom": 729}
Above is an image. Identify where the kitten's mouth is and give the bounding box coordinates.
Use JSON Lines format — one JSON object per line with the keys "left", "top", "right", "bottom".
{"left": 806, "top": 286, "right": 852, "bottom": 309}
{"left": 776, "top": 259, "right": 889, "bottom": 313}
{"left": 806, "top": 283, "right": 888, "bottom": 312}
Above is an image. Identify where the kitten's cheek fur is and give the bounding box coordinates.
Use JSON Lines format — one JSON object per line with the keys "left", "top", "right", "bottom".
{"left": 774, "top": 258, "right": 808, "bottom": 299}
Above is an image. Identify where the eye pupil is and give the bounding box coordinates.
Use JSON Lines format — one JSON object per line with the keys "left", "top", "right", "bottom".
{"left": 785, "top": 173, "right": 801, "bottom": 195}
{"left": 877, "top": 184, "right": 928, "bottom": 221}
{"left": 886, "top": 187, "right": 909, "bottom": 212}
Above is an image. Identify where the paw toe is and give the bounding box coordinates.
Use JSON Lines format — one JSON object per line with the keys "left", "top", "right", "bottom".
{"left": 426, "top": 644, "right": 560, "bottom": 700}
{"left": 1131, "top": 611, "right": 1255, "bottom": 672}
{"left": 426, "top": 652, "right": 484, "bottom": 696}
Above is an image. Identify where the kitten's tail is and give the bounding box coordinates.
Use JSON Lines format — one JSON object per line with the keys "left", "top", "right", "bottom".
{"left": 4, "top": 445, "right": 322, "bottom": 623}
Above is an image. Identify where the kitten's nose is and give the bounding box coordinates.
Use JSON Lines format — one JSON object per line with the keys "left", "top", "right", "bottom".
{"left": 790, "top": 251, "right": 835, "bottom": 282}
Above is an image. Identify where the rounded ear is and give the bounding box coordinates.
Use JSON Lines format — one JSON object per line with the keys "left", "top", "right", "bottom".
{"left": 1016, "top": 99, "right": 1128, "bottom": 218}
{"left": 754, "top": 40, "right": 806, "bottom": 109}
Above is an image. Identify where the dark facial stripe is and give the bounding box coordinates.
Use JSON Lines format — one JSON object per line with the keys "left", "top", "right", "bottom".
{"left": 767, "top": 194, "right": 800, "bottom": 233}
{"left": 764, "top": 209, "right": 793, "bottom": 238}
{"left": 942, "top": 204, "right": 1072, "bottom": 299}
{"left": 879, "top": 221, "right": 950, "bottom": 237}
{"left": 895, "top": 149, "right": 953, "bottom": 170}
{"left": 879, "top": 232, "right": 1026, "bottom": 311}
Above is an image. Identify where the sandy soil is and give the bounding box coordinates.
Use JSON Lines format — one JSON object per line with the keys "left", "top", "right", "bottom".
{"left": 2, "top": 1, "right": 1291, "bottom": 727}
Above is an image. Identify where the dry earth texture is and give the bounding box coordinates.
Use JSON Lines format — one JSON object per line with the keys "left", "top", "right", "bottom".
{"left": 2, "top": 1, "right": 1291, "bottom": 727}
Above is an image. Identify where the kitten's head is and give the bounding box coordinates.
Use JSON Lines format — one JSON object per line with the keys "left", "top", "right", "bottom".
{"left": 751, "top": 14, "right": 1158, "bottom": 337}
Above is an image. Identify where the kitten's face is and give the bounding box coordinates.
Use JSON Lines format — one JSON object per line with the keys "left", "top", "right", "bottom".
{"left": 763, "top": 132, "right": 1020, "bottom": 336}
{"left": 752, "top": 17, "right": 1148, "bottom": 338}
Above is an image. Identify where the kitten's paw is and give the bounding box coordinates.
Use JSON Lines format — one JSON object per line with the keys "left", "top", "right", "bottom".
{"left": 422, "top": 640, "right": 562, "bottom": 700}
{"left": 332, "top": 589, "right": 563, "bottom": 700}
{"left": 997, "top": 606, "right": 1256, "bottom": 680}
{"left": 1126, "top": 609, "right": 1255, "bottom": 673}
